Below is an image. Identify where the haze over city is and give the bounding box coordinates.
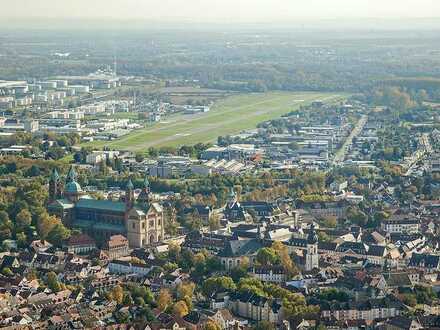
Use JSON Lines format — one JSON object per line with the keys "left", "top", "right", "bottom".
{"left": 2, "top": 0, "right": 440, "bottom": 22}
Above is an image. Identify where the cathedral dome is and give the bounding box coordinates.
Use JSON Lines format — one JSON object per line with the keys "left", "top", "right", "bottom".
{"left": 65, "top": 181, "right": 83, "bottom": 194}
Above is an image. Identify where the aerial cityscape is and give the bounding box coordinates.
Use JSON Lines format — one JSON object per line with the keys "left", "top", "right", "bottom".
{"left": 1, "top": 1, "right": 440, "bottom": 329}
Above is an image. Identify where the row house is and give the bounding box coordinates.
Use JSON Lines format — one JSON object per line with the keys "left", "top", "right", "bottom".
{"left": 249, "top": 265, "right": 288, "bottom": 284}
{"left": 108, "top": 260, "right": 152, "bottom": 276}
{"left": 229, "top": 291, "right": 284, "bottom": 325}
{"left": 321, "top": 297, "right": 404, "bottom": 322}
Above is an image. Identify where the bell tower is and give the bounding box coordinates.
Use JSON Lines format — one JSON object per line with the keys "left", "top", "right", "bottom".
{"left": 137, "top": 174, "right": 151, "bottom": 207}
{"left": 125, "top": 178, "right": 134, "bottom": 210}
{"left": 305, "top": 224, "right": 319, "bottom": 271}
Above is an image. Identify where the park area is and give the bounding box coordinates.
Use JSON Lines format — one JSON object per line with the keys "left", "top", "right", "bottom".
{"left": 84, "top": 91, "right": 345, "bottom": 151}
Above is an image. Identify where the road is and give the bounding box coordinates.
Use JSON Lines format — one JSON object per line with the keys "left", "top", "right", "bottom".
{"left": 404, "top": 133, "right": 433, "bottom": 176}
{"left": 333, "top": 115, "right": 368, "bottom": 165}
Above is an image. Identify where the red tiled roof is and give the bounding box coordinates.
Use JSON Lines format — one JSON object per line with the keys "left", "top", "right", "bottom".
{"left": 107, "top": 235, "right": 128, "bottom": 249}
{"left": 67, "top": 234, "right": 96, "bottom": 247}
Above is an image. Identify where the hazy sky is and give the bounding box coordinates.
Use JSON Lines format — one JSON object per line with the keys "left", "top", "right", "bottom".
{"left": 2, "top": 0, "right": 440, "bottom": 22}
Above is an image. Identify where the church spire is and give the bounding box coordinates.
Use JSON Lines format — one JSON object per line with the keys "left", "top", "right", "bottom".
{"left": 138, "top": 173, "right": 151, "bottom": 206}
{"left": 125, "top": 177, "right": 135, "bottom": 209}
{"left": 50, "top": 168, "right": 60, "bottom": 182}
{"left": 66, "top": 166, "right": 77, "bottom": 183}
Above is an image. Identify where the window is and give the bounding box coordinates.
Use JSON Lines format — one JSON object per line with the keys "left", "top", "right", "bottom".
{"left": 132, "top": 223, "right": 135, "bottom": 229}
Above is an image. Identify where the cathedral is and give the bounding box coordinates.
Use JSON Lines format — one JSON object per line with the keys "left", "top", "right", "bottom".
{"left": 47, "top": 166, "right": 164, "bottom": 248}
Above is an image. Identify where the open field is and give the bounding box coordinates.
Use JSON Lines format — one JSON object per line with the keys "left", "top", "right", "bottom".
{"left": 83, "top": 91, "right": 346, "bottom": 151}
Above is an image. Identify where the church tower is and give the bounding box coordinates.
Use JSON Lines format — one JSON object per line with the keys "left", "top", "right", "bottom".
{"left": 64, "top": 166, "right": 83, "bottom": 203}
{"left": 49, "top": 168, "right": 60, "bottom": 202}
{"left": 125, "top": 178, "right": 135, "bottom": 210}
{"left": 137, "top": 174, "right": 151, "bottom": 206}
{"left": 305, "top": 224, "right": 319, "bottom": 272}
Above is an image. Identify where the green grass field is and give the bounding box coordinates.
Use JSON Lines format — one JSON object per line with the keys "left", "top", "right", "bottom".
{"left": 83, "top": 91, "right": 345, "bottom": 151}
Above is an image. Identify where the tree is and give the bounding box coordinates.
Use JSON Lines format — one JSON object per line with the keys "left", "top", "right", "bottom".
{"left": 173, "top": 300, "right": 189, "bottom": 317}
{"left": 111, "top": 285, "right": 124, "bottom": 304}
{"left": 27, "top": 165, "right": 41, "bottom": 177}
{"left": 37, "top": 213, "right": 60, "bottom": 239}
{"left": 208, "top": 214, "right": 221, "bottom": 231}
{"left": 318, "top": 288, "right": 350, "bottom": 302}
{"left": 2, "top": 267, "right": 13, "bottom": 277}
{"left": 177, "top": 281, "right": 195, "bottom": 309}
{"left": 15, "top": 209, "right": 32, "bottom": 232}
{"left": 0, "top": 211, "right": 12, "bottom": 241}
{"left": 204, "top": 320, "right": 221, "bottom": 330}
{"left": 322, "top": 216, "right": 337, "bottom": 228}
{"left": 402, "top": 293, "right": 417, "bottom": 307}
{"left": 157, "top": 289, "right": 172, "bottom": 312}
{"left": 238, "top": 278, "right": 265, "bottom": 296}
{"left": 256, "top": 247, "right": 279, "bottom": 266}
{"left": 168, "top": 242, "right": 181, "bottom": 263}
{"left": 135, "top": 153, "right": 145, "bottom": 163}
{"left": 47, "top": 223, "right": 71, "bottom": 246}
{"left": 0, "top": 211, "right": 12, "bottom": 230}
{"left": 202, "top": 276, "right": 236, "bottom": 298}
{"left": 317, "top": 231, "right": 331, "bottom": 242}
{"left": 47, "top": 272, "right": 61, "bottom": 292}
{"left": 185, "top": 212, "right": 203, "bottom": 231}
{"left": 26, "top": 268, "right": 38, "bottom": 281}
{"left": 253, "top": 321, "right": 275, "bottom": 330}
{"left": 272, "top": 241, "right": 298, "bottom": 276}
{"left": 346, "top": 207, "right": 368, "bottom": 227}
{"left": 123, "top": 293, "right": 134, "bottom": 306}
{"left": 16, "top": 232, "right": 27, "bottom": 248}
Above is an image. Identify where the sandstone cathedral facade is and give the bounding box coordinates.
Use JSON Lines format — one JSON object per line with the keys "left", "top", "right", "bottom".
{"left": 47, "top": 166, "right": 164, "bottom": 248}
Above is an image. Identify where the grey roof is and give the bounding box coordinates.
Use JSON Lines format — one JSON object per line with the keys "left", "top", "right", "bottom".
{"left": 409, "top": 253, "right": 440, "bottom": 269}
{"left": 366, "top": 245, "right": 387, "bottom": 257}
{"left": 383, "top": 273, "right": 412, "bottom": 287}
{"left": 218, "top": 239, "right": 263, "bottom": 258}
{"left": 336, "top": 241, "right": 369, "bottom": 254}
{"left": 48, "top": 199, "right": 75, "bottom": 209}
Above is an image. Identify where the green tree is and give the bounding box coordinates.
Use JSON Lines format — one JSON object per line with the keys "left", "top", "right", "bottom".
{"left": 253, "top": 321, "right": 275, "bottom": 330}
{"left": 16, "top": 232, "right": 27, "bottom": 248}
{"left": 2, "top": 267, "right": 13, "bottom": 277}
{"left": 202, "top": 276, "right": 236, "bottom": 297}
{"left": 47, "top": 223, "right": 71, "bottom": 245}
{"left": 208, "top": 214, "right": 221, "bottom": 231}
{"left": 15, "top": 209, "right": 32, "bottom": 232}
{"left": 256, "top": 247, "right": 279, "bottom": 266}
{"left": 157, "top": 288, "right": 172, "bottom": 312}
{"left": 47, "top": 272, "right": 61, "bottom": 292}
{"left": 204, "top": 320, "right": 222, "bottom": 330}
{"left": 173, "top": 300, "right": 189, "bottom": 317}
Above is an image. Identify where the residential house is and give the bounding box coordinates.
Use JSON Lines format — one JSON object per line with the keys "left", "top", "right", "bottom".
{"left": 104, "top": 235, "right": 129, "bottom": 259}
